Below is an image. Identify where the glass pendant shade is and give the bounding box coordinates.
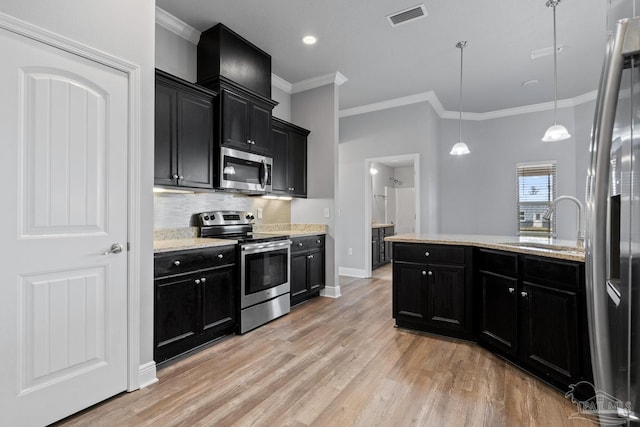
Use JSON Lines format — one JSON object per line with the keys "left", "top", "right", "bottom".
{"left": 542, "top": 123, "right": 571, "bottom": 142}
{"left": 450, "top": 141, "right": 471, "bottom": 155}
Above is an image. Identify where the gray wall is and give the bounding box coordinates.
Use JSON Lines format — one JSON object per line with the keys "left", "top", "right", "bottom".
{"left": 370, "top": 163, "right": 393, "bottom": 224}
{"left": 155, "top": 24, "right": 197, "bottom": 82}
{"left": 2, "top": 0, "right": 157, "bottom": 377}
{"left": 438, "top": 104, "right": 592, "bottom": 240}
{"left": 339, "top": 102, "right": 440, "bottom": 273}
{"left": 291, "top": 84, "right": 340, "bottom": 293}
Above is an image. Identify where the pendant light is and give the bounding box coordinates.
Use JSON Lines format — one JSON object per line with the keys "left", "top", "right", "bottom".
{"left": 542, "top": 0, "right": 571, "bottom": 142}
{"left": 450, "top": 41, "right": 470, "bottom": 155}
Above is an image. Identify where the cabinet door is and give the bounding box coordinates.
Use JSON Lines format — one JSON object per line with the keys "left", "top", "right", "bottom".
{"left": 520, "top": 282, "right": 580, "bottom": 384}
{"left": 393, "top": 262, "right": 428, "bottom": 323}
{"left": 249, "top": 102, "right": 272, "bottom": 155}
{"left": 221, "top": 90, "right": 249, "bottom": 150}
{"left": 290, "top": 253, "right": 308, "bottom": 303}
{"left": 307, "top": 249, "right": 324, "bottom": 292}
{"left": 372, "top": 231, "right": 381, "bottom": 268}
{"left": 478, "top": 271, "right": 518, "bottom": 355}
{"left": 154, "top": 81, "right": 177, "bottom": 186}
{"left": 177, "top": 91, "right": 214, "bottom": 189}
{"left": 200, "top": 266, "right": 235, "bottom": 337}
{"left": 426, "top": 263, "right": 466, "bottom": 331}
{"left": 288, "top": 131, "right": 307, "bottom": 197}
{"left": 154, "top": 275, "right": 199, "bottom": 363}
{"left": 271, "top": 126, "right": 289, "bottom": 193}
{"left": 383, "top": 227, "right": 394, "bottom": 263}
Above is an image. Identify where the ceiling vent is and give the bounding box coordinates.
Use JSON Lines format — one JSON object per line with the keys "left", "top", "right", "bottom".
{"left": 387, "top": 4, "right": 427, "bottom": 27}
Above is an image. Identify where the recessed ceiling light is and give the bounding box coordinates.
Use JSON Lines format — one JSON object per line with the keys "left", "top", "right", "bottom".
{"left": 302, "top": 35, "right": 317, "bottom": 45}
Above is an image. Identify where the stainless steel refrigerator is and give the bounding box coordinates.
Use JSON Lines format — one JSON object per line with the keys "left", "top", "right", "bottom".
{"left": 586, "top": 10, "right": 640, "bottom": 426}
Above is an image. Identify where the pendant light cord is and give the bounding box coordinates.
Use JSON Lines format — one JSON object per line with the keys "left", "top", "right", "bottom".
{"left": 552, "top": 2, "right": 558, "bottom": 123}
{"left": 457, "top": 41, "right": 467, "bottom": 142}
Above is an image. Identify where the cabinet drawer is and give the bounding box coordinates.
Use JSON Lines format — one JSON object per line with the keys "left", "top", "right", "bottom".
{"left": 477, "top": 249, "right": 518, "bottom": 277}
{"left": 155, "top": 246, "right": 236, "bottom": 277}
{"left": 291, "top": 235, "right": 325, "bottom": 254}
{"left": 521, "top": 255, "right": 583, "bottom": 290}
{"left": 393, "top": 243, "right": 465, "bottom": 264}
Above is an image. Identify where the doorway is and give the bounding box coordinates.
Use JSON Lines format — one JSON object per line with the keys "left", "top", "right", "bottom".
{"left": 365, "top": 154, "right": 420, "bottom": 277}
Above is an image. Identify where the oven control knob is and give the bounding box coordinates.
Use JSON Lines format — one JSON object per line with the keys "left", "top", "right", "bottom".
{"left": 245, "top": 213, "right": 255, "bottom": 220}
{"left": 217, "top": 254, "right": 223, "bottom": 259}
{"left": 203, "top": 215, "right": 210, "bottom": 221}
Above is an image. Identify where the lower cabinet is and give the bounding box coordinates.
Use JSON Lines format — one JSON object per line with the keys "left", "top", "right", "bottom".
{"left": 476, "top": 248, "right": 591, "bottom": 394}
{"left": 372, "top": 226, "right": 394, "bottom": 269}
{"left": 290, "top": 235, "right": 325, "bottom": 306}
{"left": 154, "top": 246, "right": 236, "bottom": 364}
{"left": 392, "top": 243, "right": 473, "bottom": 339}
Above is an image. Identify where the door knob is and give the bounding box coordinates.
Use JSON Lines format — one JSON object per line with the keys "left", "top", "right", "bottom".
{"left": 102, "top": 243, "right": 123, "bottom": 255}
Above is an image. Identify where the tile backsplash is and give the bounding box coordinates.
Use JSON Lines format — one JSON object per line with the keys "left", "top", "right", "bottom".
{"left": 154, "top": 192, "right": 291, "bottom": 229}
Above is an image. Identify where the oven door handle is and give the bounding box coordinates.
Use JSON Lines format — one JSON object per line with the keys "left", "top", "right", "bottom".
{"left": 242, "top": 240, "right": 292, "bottom": 252}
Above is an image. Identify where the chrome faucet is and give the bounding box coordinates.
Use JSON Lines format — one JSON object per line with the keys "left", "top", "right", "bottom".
{"left": 543, "top": 195, "right": 585, "bottom": 249}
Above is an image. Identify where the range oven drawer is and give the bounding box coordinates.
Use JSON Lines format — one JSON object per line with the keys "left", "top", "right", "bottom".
{"left": 155, "top": 245, "right": 236, "bottom": 277}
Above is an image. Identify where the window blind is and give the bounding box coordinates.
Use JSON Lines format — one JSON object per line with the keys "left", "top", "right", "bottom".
{"left": 516, "top": 163, "right": 557, "bottom": 237}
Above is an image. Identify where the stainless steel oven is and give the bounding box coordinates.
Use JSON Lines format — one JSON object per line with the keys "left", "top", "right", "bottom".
{"left": 239, "top": 239, "right": 291, "bottom": 333}
{"left": 219, "top": 147, "right": 272, "bottom": 193}
{"left": 198, "top": 211, "right": 291, "bottom": 334}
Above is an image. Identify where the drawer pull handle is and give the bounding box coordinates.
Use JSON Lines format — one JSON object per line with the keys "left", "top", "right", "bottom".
{"left": 520, "top": 291, "right": 528, "bottom": 298}
{"left": 173, "top": 260, "right": 181, "bottom": 266}
{"left": 508, "top": 287, "right": 515, "bottom": 294}
{"left": 425, "top": 251, "right": 430, "bottom": 257}
{"left": 217, "top": 254, "right": 224, "bottom": 259}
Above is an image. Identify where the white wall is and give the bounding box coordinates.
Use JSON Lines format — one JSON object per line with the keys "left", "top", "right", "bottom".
{"left": 291, "top": 83, "right": 340, "bottom": 295}
{"left": 272, "top": 85, "right": 291, "bottom": 121}
{"left": 393, "top": 166, "right": 414, "bottom": 188}
{"left": 1, "top": 0, "right": 156, "bottom": 378}
{"left": 339, "top": 101, "right": 440, "bottom": 273}
{"left": 370, "top": 163, "right": 393, "bottom": 224}
{"left": 438, "top": 104, "right": 592, "bottom": 240}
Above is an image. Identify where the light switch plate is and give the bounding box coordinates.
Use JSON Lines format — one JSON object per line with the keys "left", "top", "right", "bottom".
{"left": 324, "top": 208, "right": 330, "bottom": 218}
{"left": 257, "top": 208, "right": 263, "bottom": 219}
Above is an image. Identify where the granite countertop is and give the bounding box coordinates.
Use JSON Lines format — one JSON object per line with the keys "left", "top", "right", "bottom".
{"left": 154, "top": 237, "right": 237, "bottom": 253}
{"left": 253, "top": 223, "right": 327, "bottom": 238}
{"left": 385, "top": 233, "right": 585, "bottom": 262}
{"left": 372, "top": 223, "right": 395, "bottom": 228}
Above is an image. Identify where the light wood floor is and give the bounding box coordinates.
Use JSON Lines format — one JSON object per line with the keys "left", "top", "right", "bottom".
{"left": 56, "top": 264, "right": 591, "bottom": 427}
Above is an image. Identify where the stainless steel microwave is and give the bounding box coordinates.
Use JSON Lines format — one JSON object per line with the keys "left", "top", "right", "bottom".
{"left": 219, "top": 147, "right": 272, "bottom": 193}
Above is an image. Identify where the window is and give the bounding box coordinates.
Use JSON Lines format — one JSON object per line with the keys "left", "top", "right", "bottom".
{"left": 516, "top": 162, "right": 556, "bottom": 237}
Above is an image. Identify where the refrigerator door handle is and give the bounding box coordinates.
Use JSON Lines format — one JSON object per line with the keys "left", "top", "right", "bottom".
{"left": 585, "top": 18, "right": 635, "bottom": 400}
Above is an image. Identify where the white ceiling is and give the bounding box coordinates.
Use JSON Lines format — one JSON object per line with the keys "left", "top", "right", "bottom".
{"left": 155, "top": 0, "right": 608, "bottom": 113}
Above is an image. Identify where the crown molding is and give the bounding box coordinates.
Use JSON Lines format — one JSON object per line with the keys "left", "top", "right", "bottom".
{"left": 341, "top": 89, "right": 599, "bottom": 121}
{"left": 292, "top": 72, "right": 349, "bottom": 94}
{"left": 272, "top": 74, "right": 292, "bottom": 94}
{"left": 155, "top": 6, "right": 200, "bottom": 45}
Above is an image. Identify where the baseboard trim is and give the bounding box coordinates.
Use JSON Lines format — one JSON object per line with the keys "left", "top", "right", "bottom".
{"left": 339, "top": 267, "right": 367, "bottom": 278}
{"left": 138, "top": 361, "right": 158, "bottom": 389}
{"left": 320, "top": 285, "right": 341, "bottom": 299}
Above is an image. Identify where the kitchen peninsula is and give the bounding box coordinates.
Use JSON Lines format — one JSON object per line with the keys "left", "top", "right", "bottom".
{"left": 386, "top": 233, "right": 590, "bottom": 398}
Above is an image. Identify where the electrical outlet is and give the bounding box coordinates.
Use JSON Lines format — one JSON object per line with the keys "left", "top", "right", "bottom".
{"left": 348, "top": 248, "right": 353, "bottom": 255}
{"left": 324, "top": 207, "right": 330, "bottom": 218}
{"left": 257, "top": 208, "right": 263, "bottom": 219}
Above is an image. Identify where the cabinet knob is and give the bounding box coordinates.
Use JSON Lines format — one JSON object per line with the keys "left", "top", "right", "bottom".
{"left": 508, "top": 287, "right": 515, "bottom": 294}
{"left": 308, "top": 254, "right": 314, "bottom": 259}
{"left": 201, "top": 277, "right": 206, "bottom": 283}
{"left": 298, "top": 243, "right": 303, "bottom": 247}
{"left": 428, "top": 271, "right": 433, "bottom": 276}
{"left": 173, "top": 260, "right": 181, "bottom": 266}
{"left": 217, "top": 254, "right": 224, "bottom": 259}
{"left": 316, "top": 240, "right": 321, "bottom": 244}
{"left": 421, "top": 271, "right": 427, "bottom": 276}
{"left": 195, "top": 279, "right": 201, "bottom": 284}
{"left": 172, "top": 174, "right": 179, "bottom": 179}
{"left": 520, "top": 291, "right": 528, "bottom": 298}
{"left": 178, "top": 175, "right": 184, "bottom": 180}
{"left": 425, "top": 251, "right": 430, "bottom": 257}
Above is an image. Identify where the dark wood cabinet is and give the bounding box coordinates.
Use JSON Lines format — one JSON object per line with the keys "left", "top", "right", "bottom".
{"left": 155, "top": 69, "right": 216, "bottom": 190}
{"left": 219, "top": 88, "right": 273, "bottom": 156}
{"left": 271, "top": 118, "right": 309, "bottom": 198}
{"left": 154, "top": 246, "right": 236, "bottom": 364}
{"left": 372, "top": 226, "right": 394, "bottom": 269}
{"left": 392, "top": 243, "right": 473, "bottom": 339}
{"left": 476, "top": 248, "right": 590, "bottom": 393}
{"left": 290, "top": 235, "right": 325, "bottom": 306}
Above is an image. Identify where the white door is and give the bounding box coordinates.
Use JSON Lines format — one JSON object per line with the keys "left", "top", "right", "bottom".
{"left": 395, "top": 187, "right": 416, "bottom": 234}
{"left": 0, "top": 27, "right": 129, "bottom": 426}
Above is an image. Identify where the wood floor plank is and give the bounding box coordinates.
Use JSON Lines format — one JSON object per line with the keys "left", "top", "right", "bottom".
{"left": 55, "top": 264, "right": 591, "bottom": 427}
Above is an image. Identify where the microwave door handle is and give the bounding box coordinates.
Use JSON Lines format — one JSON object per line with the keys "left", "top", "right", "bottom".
{"left": 260, "top": 159, "right": 268, "bottom": 190}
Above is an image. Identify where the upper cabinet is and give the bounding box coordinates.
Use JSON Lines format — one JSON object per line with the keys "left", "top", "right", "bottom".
{"left": 154, "top": 70, "right": 216, "bottom": 190}
{"left": 272, "top": 117, "right": 310, "bottom": 198}
{"left": 197, "top": 24, "right": 277, "bottom": 158}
